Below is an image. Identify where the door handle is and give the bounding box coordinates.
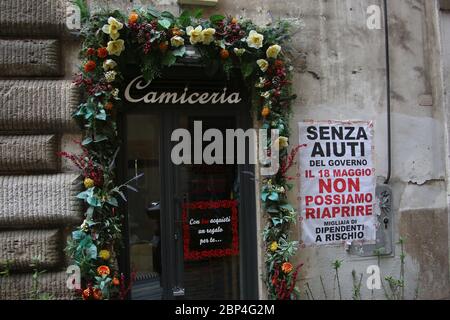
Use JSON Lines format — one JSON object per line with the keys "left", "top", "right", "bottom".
{"left": 172, "top": 286, "right": 185, "bottom": 297}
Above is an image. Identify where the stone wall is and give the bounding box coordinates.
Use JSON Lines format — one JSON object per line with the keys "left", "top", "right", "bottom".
{"left": 0, "top": 0, "right": 81, "bottom": 299}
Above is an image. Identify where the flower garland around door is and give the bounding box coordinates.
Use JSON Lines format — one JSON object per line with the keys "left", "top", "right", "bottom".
{"left": 67, "top": 6, "right": 303, "bottom": 300}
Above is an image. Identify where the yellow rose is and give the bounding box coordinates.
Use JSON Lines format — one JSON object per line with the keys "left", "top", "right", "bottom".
{"left": 257, "top": 59, "right": 269, "bottom": 72}
{"left": 269, "top": 241, "right": 278, "bottom": 252}
{"left": 274, "top": 136, "right": 289, "bottom": 149}
{"left": 83, "top": 178, "right": 94, "bottom": 189}
{"left": 98, "top": 249, "right": 111, "bottom": 261}
{"left": 170, "top": 36, "right": 185, "bottom": 47}
{"left": 246, "top": 30, "right": 264, "bottom": 49}
{"left": 201, "top": 28, "right": 216, "bottom": 45}
{"left": 266, "top": 44, "right": 281, "bottom": 59}
{"left": 107, "top": 39, "right": 125, "bottom": 56}
{"left": 186, "top": 25, "right": 204, "bottom": 45}
{"left": 102, "top": 17, "right": 124, "bottom": 40}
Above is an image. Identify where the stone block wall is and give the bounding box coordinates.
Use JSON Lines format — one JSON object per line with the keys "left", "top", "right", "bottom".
{"left": 0, "top": 0, "right": 81, "bottom": 300}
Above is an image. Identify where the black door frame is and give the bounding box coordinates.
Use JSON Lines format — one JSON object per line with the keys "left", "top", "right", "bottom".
{"left": 118, "top": 88, "right": 259, "bottom": 300}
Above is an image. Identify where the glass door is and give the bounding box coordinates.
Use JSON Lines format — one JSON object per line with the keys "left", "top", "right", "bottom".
{"left": 123, "top": 106, "right": 258, "bottom": 300}
{"left": 172, "top": 114, "right": 240, "bottom": 299}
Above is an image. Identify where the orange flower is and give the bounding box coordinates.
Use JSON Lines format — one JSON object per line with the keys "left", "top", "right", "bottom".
{"left": 92, "top": 288, "right": 103, "bottom": 300}
{"left": 220, "top": 49, "right": 230, "bottom": 60}
{"left": 86, "top": 48, "right": 96, "bottom": 56}
{"left": 171, "top": 27, "right": 183, "bottom": 37}
{"left": 97, "top": 265, "right": 110, "bottom": 276}
{"left": 231, "top": 17, "right": 238, "bottom": 24}
{"left": 159, "top": 41, "right": 168, "bottom": 53}
{"left": 97, "top": 47, "right": 108, "bottom": 58}
{"left": 84, "top": 60, "right": 96, "bottom": 72}
{"left": 274, "top": 59, "right": 284, "bottom": 68}
{"left": 128, "top": 12, "right": 139, "bottom": 24}
{"left": 112, "top": 277, "right": 120, "bottom": 286}
{"left": 281, "top": 262, "right": 293, "bottom": 274}
{"left": 82, "top": 288, "right": 91, "bottom": 300}
{"left": 261, "top": 106, "right": 270, "bottom": 118}
{"left": 104, "top": 102, "right": 113, "bottom": 111}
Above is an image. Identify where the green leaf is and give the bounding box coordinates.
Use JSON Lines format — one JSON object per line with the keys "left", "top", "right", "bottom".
{"left": 87, "top": 195, "right": 101, "bottom": 207}
{"left": 241, "top": 62, "right": 255, "bottom": 79}
{"left": 81, "top": 136, "right": 93, "bottom": 145}
{"left": 95, "top": 109, "right": 107, "bottom": 121}
{"left": 210, "top": 14, "right": 225, "bottom": 24}
{"left": 178, "top": 10, "right": 192, "bottom": 27}
{"left": 162, "top": 51, "right": 176, "bottom": 66}
{"left": 158, "top": 19, "right": 171, "bottom": 29}
{"left": 261, "top": 192, "right": 269, "bottom": 201}
{"left": 161, "top": 11, "right": 175, "bottom": 20}
{"left": 94, "top": 134, "right": 108, "bottom": 142}
{"left": 106, "top": 197, "right": 118, "bottom": 207}
{"left": 193, "top": 8, "right": 203, "bottom": 19}
{"left": 172, "top": 46, "right": 186, "bottom": 57}
{"left": 268, "top": 192, "right": 279, "bottom": 202}
{"left": 147, "top": 7, "right": 161, "bottom": 18}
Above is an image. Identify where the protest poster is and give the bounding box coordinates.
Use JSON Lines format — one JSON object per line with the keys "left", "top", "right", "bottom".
{"left": 298, "top": 120, "right": 377, "bottom": 246}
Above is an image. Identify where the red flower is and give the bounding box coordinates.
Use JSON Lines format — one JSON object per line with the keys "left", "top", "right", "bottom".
{"left": 97, "top": 47, "right": 108, "bottom": 58}
{"left": 82, "top": 288, "right": 91, "bottom": 300}
{"left": 84, "top": 60, "right": 96, "bottom": 72}
{"left": 86, "top": 48, "right": 95, "bottom": 56}
{"left": 92, "top": 288, "right": 103, "bottom": 300}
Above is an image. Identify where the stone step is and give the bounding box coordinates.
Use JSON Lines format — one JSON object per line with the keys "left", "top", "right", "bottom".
{"left": 0, "top": 135, "right": 59, "bottom": 173}
{"left": 0, "top": 229, "right": 62, "bottom": 271}
{"left": 0, "top": 80, "right": 79, "bottom": 133}
{"left": 0, "top": 271, "right": 74, "bottom": 299}
{"left": 0, "top": 0, "right": 66, "bottom": 37}
{"left": 0, "top": 39, "right": 61, "bottom": 77}
{"left": 0, "top": 174, "right": 83, "bottom": 228}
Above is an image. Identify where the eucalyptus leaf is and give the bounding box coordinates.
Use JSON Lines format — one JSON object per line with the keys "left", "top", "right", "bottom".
{"left": 158, "top": 19, "right": 171, "bottom": 29}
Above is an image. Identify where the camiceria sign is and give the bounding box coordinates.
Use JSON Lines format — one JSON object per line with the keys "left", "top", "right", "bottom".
{"left": 124, "top": 75, "right": 242, "bottom": 104}
{"left": 64, "top": 5, "right": 302, "bottom": 300}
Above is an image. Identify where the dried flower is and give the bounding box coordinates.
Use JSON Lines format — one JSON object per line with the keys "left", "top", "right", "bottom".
{"left": 105, "top": 70, "right": 117, "bottom": 82}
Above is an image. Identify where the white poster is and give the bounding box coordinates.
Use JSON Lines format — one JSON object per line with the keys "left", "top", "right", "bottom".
{"left": 298, "top": 120, "right": 377, "bottom": 246}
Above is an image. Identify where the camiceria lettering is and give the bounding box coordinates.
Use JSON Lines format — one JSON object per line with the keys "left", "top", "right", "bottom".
{"left": 125, "top": 75, "right": 242, "bottom": 104}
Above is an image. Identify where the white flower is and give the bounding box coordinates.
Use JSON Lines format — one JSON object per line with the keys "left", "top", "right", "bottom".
{"left": 266, "top": 44, "right": 281, "bottom": 59}
{"left": 257, "top": 59, "right": 269, "bottom": 72}
{"left": 261, "top": 91, "right": 271, "bottom": 99}
{"left": 170, "top": 36, "right": 185, "bottom": 47}
{"left": 105, "top": 70, "right": 117, "bottom": 82}
{"left": 186, "top": 25, "right": 204, "bottom": 44}
{"left": 246, "top": 30, "right": 264, "bottom": 49}
{"left": 103, "top": 59, "right": 117, "bottom": 71}
{"left": 102, "top": 17, "right": 124, "bottom": 40}
{"left": 255, "top": 77, "right": 266, "bottom": 88}
{"left": 111, "top": 88, "right": 119, "bottom": 97}
{"left": 106, "top": 39, "right": 125, "bottom": 56}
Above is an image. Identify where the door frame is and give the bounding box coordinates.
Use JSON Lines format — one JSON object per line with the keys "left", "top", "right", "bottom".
{"left": 117, "top": 96, "right": 259, "bottom": 300}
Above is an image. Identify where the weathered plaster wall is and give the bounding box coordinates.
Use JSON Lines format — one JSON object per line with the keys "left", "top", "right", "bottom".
{"left": 1, "top": 0, "right": 449, "bottom": 300}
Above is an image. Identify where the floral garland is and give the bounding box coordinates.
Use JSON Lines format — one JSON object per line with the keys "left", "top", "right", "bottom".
{"left": 68, "top": 6, "right": 302, "bottom": 300}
